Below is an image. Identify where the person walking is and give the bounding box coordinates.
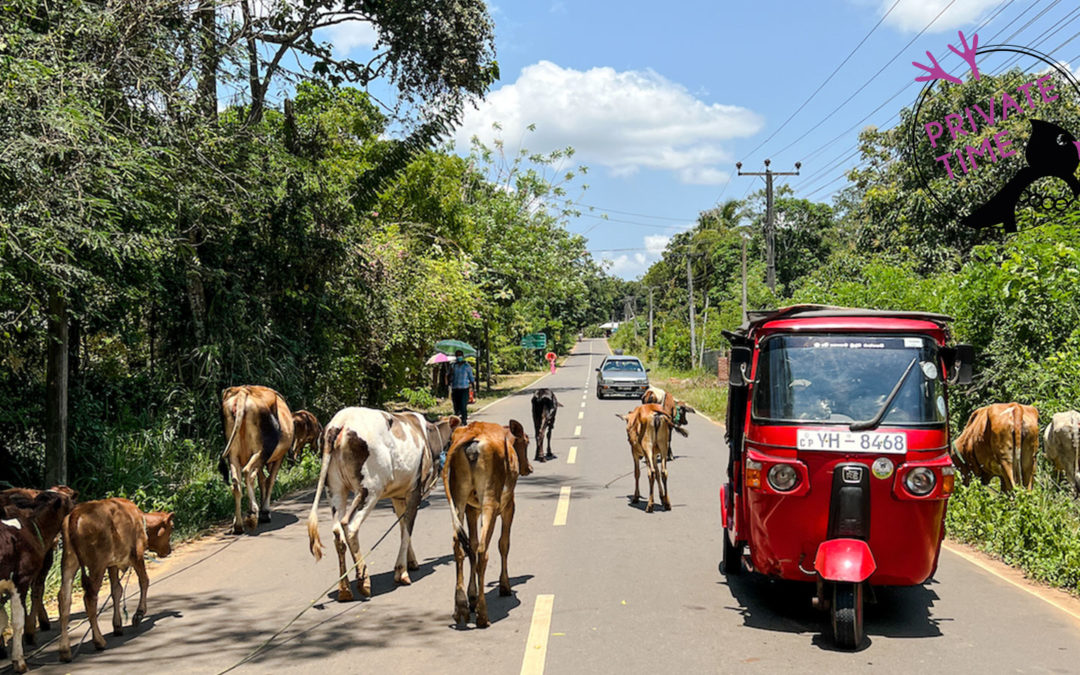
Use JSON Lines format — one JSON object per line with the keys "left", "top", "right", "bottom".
{"left": 447, "top": 350, "right": 476, "bottom": 424}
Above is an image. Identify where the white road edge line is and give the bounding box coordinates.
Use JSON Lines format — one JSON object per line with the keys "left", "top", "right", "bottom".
{"left": 553, "top": 486, "right": 572, "bottom": 526}
{"left": 520, "top": 594, "right": 555, "bottom": 675}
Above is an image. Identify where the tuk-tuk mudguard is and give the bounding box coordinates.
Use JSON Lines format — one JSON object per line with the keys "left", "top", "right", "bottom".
{"left": 814, "top": 538, "right": 877, "bottom": 583}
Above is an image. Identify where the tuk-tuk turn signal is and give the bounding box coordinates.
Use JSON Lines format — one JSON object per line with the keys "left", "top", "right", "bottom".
{"left": 746, "top": 460, "right": 762, "bottom": 489}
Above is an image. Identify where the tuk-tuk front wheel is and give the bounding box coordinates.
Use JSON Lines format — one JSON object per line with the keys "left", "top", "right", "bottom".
{"left": 831, "top": 582, "right": 864, "bottom": 649}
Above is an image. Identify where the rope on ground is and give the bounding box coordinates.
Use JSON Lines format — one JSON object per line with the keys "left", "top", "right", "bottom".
{"left": 215, "top": 510, "right": 408, "bottom": 675}
{"left": 603, "top": 469, "right": 635, "bottom": 488}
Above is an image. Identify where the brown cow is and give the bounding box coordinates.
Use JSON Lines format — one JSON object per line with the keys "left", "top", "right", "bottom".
{"left": 443, "top": 420, "right": 530, "bottom": 628}
{"left": 952, "top": 402, "right": 1039, "bottom": 491}
{"left": 0, "top": 486, "right": 76, "bottom": 643}
{"left": 641, "top": 386, "right": 695, "bottom": 460}
{"left": 291, "top": 410, "right": 323, "bottom": 459}
{"left": 58, "top": 498, "right": 173, "bottom": 662}
{"left": 220, "top": 385, "right": 295, "bottom": 533}
{"left": 0, "top": 490, "right": 75, "bottom": 672}
{"left": 618, "top": 403, "right": 687, "bottom": 512}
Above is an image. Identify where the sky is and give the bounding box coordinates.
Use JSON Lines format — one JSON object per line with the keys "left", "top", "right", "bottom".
{"left": 320, "top": 0, "right": 1080, "bottom": 279}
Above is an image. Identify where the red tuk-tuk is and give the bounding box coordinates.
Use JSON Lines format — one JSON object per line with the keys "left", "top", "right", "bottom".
{"left": 720, "top": 305, "right": 973, "bottom": 648}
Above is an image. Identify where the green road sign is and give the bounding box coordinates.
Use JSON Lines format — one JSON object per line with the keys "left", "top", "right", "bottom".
{"left": 520, "top": 333, "right": 547, "bottom": 349}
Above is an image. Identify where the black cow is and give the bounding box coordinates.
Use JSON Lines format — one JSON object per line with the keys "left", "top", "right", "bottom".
{"left": 531, "top": 388, "right": 562, "bottom": 462}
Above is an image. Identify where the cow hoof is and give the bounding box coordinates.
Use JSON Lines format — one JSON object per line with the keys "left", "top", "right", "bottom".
{"left": 93, "top": 637, "right": 107, "bottom": 651}
{"left": 359, "top": 581, "right": 372, "bottom": 597}
{"left": 133, "top": 610, "right": 145, "bottom": 627}
{"left": 395, "top": 571, "right": 412, "bottom": 586}
{"left": 113, "top": 625, "right": 124, "bottom": 637}
{"left": 407, "top": 560, "right": 420, "bottom": 571}
{"left": 13, "top": 659, "right": 27, "bottom": 674}
{"left": 39, "top": 617, "right": 51, "bottom": 631}
{"left": 59, "top": 647, "right": 72, "bottom": 663}
{"left": 534, "top": 455, "right": 545, "bottom": 463}
{"left": 645, "top": 504, "right": 654, "bottom": 513}
{"left": 453, "top": 608, "right": 470, "bottom": 626}
{"left": 546, "top": 453, "right": 556, "bottom": 460}
{"left": 258, "top": 510, "right": 271, "bottom": 523}
{"left": 476, "top": 614, "right": 490, "bottom": 629}
{"left": 243, "top": 514, "right": 258, "bottom": 531}
{"left": 631, "top": 496, "right": 640, "bottom": 504}
{"left": 499, "top": 584, "right": 512, "bottom": 597}
{"left": 338, "top": 588, "right": 354, "bottom": 603}
{"left": 665, "top": 503, "right": 672, "bottom": 511}
{"left": 232, "top": 523, "right": 245, "bottom": 535}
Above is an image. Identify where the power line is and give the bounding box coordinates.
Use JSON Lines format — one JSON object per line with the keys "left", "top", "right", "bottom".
{"left": 740, "top": 0, "right": 903, "bottom": 163}
{"left": 574, "top": 212, "right": 694, "bottom": 230}
{"left": 577, "top": 203, "right": 697, "bottom": 222}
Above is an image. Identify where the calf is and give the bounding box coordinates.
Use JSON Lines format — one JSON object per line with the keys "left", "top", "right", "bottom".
{"left": 952, "top": 402, "right": 1039, "bottom": 491}
{"left": 307, "top": 408, "right": 459, "bottom": 599}
{"left": 291, "top": 410, "right": 323, "bottom": 459}
{"left": 0, "top": 486, "right": 76, "bottom": 643}
{"left": 444, "top": 420, "right": 531, "bottom": 627}
{"left": 58, "top": 498, "right": 173, "bottom": 662}
{"left": 0, "top": 490, "right": 75, "bottom": 672}
{"left": 530, "top": 388, "right": 562, "bottom": 462}
{"left": 641, "top": 386, "right": 695, "bottom": 460}
{"left": 1043, "top": 410, "right": 1080, "bottom": 494}
{"left": 618, "top": 404, "right": 687, "bottom": 512}
{"left": 220, "top": 385, "right": 295, "bottom": 533}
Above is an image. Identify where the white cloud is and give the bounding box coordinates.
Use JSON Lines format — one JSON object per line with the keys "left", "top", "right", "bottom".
{"left": 601, "top": 233, "right": 676, "bottom": 279}
{"left": 881, "top": 0, "right": 1002, "bottom": 33}
{"left": 320, "top": 19, "right": 378, "bottom": 53}
{"left": 455, "top": 61, "right": 763, "bottom": 185}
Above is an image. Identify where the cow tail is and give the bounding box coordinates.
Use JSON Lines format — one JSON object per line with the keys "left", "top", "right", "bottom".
{"left": 307, "top": 426, "right": 340, "bottom": 562}
{"left": 443, "top": 446, "right": 472, "bottom": 558}
{"left": 1012, "top": 404, "right": 1023, "bottom": 490}
{"left": 219, "top": 390, "right": 249, "bottom": 482}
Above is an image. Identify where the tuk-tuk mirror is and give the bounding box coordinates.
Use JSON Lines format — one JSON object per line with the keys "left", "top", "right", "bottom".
{"left": 945, "top": 344, "right": 974, "bottom": 386}
{"left": 729, "top": 346, "right": 752, "bottom": 387}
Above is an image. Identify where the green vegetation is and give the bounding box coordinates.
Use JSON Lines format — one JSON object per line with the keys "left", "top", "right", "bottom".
{"left": 0, "top": 2, "right": 615, "bottom": 536}
{"left": 610, "top": 67, "right": 1080, "bottom": 595}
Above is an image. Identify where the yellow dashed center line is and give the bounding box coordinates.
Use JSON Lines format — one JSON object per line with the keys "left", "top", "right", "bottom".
{"left": 573, "top": 425, "right": 581, "bottom": 436}
{"left": 520, "top": 594, "right": 555, "bottom": 675}
{"left": 580, "top": 401, "right": 586, "bottom": 408}
{"left": 553, "top": 486, "right": 572, "bottom": 526}
{"left": 577, "top": 411, "right": 584, "bottom": 420}
{"left": 567, "top": 446, "right": 578, "bottom": 464}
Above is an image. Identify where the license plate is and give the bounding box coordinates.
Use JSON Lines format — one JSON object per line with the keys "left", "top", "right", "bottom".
{"left": 796, "top": 429, "right": 907, "bottom": 454}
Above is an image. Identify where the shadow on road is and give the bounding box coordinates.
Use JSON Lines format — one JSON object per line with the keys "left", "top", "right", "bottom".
{"left": 720, "top": 572, "right": 945, "bottom": 650}
{"left": 447, "top": 573, "right": 532, "bottom": 631}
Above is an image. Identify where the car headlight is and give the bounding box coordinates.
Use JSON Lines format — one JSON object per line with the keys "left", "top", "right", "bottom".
{"left": 767, "top": 464, "right": 799, "bottom": 492}
{"left": 904, "top": 467, "right": 936, "bottom": 496}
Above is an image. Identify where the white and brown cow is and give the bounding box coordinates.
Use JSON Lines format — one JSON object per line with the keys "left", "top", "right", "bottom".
{"left": 1044, "top": 410, "right": 1080, "bottom": 494}
{"left": 641, "top": 386, "right": 694, "bottom": 460}
{"left": 307, "top": 407, "right": 460, "bottom": 600}
{"left": 220, "top": 385, "right": 295, "bottom": 533}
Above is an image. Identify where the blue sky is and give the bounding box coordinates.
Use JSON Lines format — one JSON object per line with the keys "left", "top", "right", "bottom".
{"left": 324, "top": 0, "right": 1080, "bottom": 278}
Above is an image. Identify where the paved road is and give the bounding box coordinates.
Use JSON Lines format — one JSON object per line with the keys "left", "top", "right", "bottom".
{"left": 17, "top": 338, "right": 1080, "bottom": 673}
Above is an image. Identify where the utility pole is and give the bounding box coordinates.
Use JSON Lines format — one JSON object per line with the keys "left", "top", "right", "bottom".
{"left": 687, "top": 256, "right": 696, "bottom": 367}
{"left": 623, "top": 295, "right": 637, "bottom": 337}
{"left": 736, "top": 159, "right": 800, "bottom": 292}
{"left": 647, "top": 287, "right": 655, "bottom": 348}
{"left": 740, "top": 230, "right": 749, "bottom": 323}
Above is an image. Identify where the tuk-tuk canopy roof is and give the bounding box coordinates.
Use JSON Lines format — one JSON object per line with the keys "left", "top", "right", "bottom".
{"left": 729, "top": 305, "right": 954, "bottom": 342}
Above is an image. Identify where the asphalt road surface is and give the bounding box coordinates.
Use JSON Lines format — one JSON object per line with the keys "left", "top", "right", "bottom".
{"left": 16, "top": 339, "right": 1080, "bottom": 673}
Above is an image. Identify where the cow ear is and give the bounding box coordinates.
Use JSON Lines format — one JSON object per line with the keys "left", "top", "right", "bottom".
{"left": 508, "top": 419, "right": 525, "bottom": 438}
{"left": 449, "top": 415, "right": 462, "bottom": 429}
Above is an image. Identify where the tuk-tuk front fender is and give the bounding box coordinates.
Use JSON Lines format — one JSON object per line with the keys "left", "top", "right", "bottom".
{"left": 814, "top": 539, "right": 876, "bottom": 583}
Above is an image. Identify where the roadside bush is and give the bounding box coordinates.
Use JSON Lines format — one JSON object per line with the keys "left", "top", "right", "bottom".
{"left": 398, "top": 387, "right": 438, "bottom": 410}
{"left": 946, "top": 458, "right": 1080, "bottom": 595}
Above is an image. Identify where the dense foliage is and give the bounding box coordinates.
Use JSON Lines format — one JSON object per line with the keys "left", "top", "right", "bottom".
{"left": 0, "top": 1, "right": 613, "bottom": 530}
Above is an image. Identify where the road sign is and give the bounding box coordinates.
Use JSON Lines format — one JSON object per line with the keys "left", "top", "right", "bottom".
{"left": 520, "top": 333, "right": 547, "bottom": 349}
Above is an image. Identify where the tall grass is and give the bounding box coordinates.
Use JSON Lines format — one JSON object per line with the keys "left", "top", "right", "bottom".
{"left": 946, "top": 457, "right": 1080, "bottom": 595}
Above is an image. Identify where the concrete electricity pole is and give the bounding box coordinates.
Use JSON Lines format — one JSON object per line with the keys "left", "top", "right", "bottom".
{"left": 687, "top": 256, "right": 696, "bottom": 365}
{"left": 740, "top": 229, "right": 750, "bottom": 324}
{"left": 647, "top": 287, "right": 655, "bottom": 348}
{"left": 736, "top": 159, "right": 800, "bottom": 292}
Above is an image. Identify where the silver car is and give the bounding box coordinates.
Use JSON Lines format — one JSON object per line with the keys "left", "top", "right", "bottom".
{"left": 596, "top": 355, "right": 649, "bottom": 399}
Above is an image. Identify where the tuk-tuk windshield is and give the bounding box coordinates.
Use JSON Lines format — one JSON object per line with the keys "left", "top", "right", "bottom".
{"left": 751, "top": 334, "right": 946, "bottom": 426}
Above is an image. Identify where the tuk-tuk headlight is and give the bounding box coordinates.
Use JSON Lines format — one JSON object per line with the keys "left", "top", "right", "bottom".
{"left": 904, "top": 467, "right": 936, "bottom": 496}
{"left": 767, "top": 464, "right": 799, "bottom": 492}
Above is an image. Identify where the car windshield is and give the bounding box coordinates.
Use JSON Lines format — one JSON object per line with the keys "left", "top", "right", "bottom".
{"left": 751, "top": 334, "right": 945, "bottom": 426}
{"left": 603, "top": 360, "right": 644, "bottom": 372}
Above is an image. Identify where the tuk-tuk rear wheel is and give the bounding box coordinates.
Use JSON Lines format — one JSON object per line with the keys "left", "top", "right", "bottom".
{"left": 831, "top": 582, "right": 864, "bottom": 649}
{"left": 720, "top": 529, "right": 741, "bottom": 575}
